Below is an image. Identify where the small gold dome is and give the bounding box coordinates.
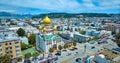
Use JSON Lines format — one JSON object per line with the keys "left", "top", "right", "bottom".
{"left": 43, "top": 16, "right": 51, "bottom": 25}
{"left": 53, "top": 26, "right": 57, "bottom": 30}
{"left": 43, "top": 27, "right": 47, "bottom": 32}
{"left": 38, "top": 25, "right": 42, "bottom": 30}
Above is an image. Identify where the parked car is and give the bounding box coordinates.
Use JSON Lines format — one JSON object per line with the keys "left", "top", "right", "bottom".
{"left": 73, "top": 47, "right": 78, "bottom": 50}
{"left": 75, "top": 58, "right": 81, "bottom": 62}
{"left": 91, "top": 46, "right": 95, "bottom": 49}
{"left": 54, "top": 57, "right": 58, "bottom": 61}
{"left": 48, "top": 54, "right": 53, "bottom": 58}
{"left": 55, "top": 53, "right": 61, "bottom": 56}
{"left": 24, "top": 59, "right": 31, "bottom": 63}
{"left": 32, "top": 57, "right": 38, "bottom": 61}
{"left": 62, "top": 49, "right": 67, "bottom": 52}
{"left": 74, "top": 47, "right": 78, "bottom": 50}
{"left": 70, "top": 49, "right": 74, "bottom": 51}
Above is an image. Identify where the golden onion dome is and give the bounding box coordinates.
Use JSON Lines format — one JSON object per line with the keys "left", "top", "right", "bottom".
{"left": 43, "top": 16, "right": 51, "bottom": 25}
{"left": 43, "top": 27, "right": 47, "bottom": 32}
{"left": 38, "top": 25, "right": 42, "bottom": 30}
{"left": 53, "top": 26, "right": 57, "bottom": 30}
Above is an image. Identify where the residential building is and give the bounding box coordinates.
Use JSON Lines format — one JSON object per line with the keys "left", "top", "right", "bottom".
{"left": 74, "top": 32, "right": 92, "bottom": 43}
{"left": 0, "top": 37, "right": 21, "bottom": 58}
{"left": 20, "top": 37, "right": 28, "bottom": 44}
{"left": 103, "top": 23, "right": 120, "bottom": 34}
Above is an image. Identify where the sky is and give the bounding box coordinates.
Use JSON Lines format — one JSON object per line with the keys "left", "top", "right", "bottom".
{"left": 0, "top": 0, "right": 120, "bottom": 14}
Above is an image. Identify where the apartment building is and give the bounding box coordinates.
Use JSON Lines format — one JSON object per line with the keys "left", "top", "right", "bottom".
{"left": 0, "top": 38, "right": 21, "bottom": 59}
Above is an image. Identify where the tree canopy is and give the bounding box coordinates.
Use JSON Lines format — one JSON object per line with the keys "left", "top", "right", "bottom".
{"left": 80, "top": 30, "right": 86, "bottom": 35}
{"left": 28, "top": 34, "right": 36, "bottom": 45}
{"left": 32, "top": 52, "right": 40, "bottom": 57}
{"left": 21, "top": 43, "right": 28, "bottom": 50}
{"left": 0, "top": 54, "right": 11, "bottom": 63}
{"left": 58, "top": 45, "right": 63, "bottom": 50}
{"left": 17, "top": 28, "right": 25, "bottom": 37}
{"left": 49, "top": 48, "right": 54, "bottom": 53}
{"left": 73, "top": 42, "right": 76, "bottom": 47}
{"left": 115, "top": 33, "right": 120, "bottom": 47}
{"left": 64, "top": 44, "right": 69, "bottom": 49}
{"left": 25, "top": 53, "right": 31, "bottom": 59}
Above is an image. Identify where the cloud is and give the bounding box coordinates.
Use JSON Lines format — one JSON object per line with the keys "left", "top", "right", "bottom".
{"left": 0, "top": 0, "right": 119, "bottom": 14}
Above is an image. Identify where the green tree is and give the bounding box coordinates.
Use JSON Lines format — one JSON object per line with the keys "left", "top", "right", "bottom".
{"left": 58, "top": 45, "right": 63, "bottom": 50}
{"left": 32, "top": 52, "right": 40, "bottom": 57}
{"left": 80, "top": 31, "right": 86, "bottom": 35}
{"left": 17, "top": 28, "right": 25, "bottom": 37}
{"left": 16, "top": 57, "right": 22, "bottom": 62}
{"left": 115, "top": 33, "right": 120, "bottom": 39}
{"left": 25, "top": 53, "right": 31, "bottom": 59}
{"left": 64, "top": 44, "right": 68, "bottom": 49}
{"left": 86, "top": 24, "right": 89, "bottom": 26}
{"left": 28, "top": 34, "right": 36, "bottom": 45}
{"left": 21, "top": 43, "right": 28, "bottom": 50}
{"left": 0, "top": 54, "right": 11, "bottom": 63}
{"left": 68, "top": 44, "right": 71, "bottom": 47}
{"left": 115, "top": 33, "right": 120, "bottom": 47}
{"left": 73, "top": 42, "right": 76, "bottom": 47}
{"left": 93, "top": 36, "right": 99, "bottom": 40}
{"left": 49, "top": 48, "right": 54, "bottom": 53}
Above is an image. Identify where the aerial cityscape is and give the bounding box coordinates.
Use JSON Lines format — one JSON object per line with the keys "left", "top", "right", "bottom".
{"left": 0, "top": 0, "right": 120, "bottom": 63}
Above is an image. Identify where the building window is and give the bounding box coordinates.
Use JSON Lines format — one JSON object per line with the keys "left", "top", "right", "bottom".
{"left": 6, "top": 48, "right": 8, "bottom": 50}
{"left": 10, "top": 47, "right": 12, "bottom": 49}
{"left": 10, "top": 51, "right": 12, "bottom": 53}
{"left": 5, "top": 43, "right": 7, "bottom": 45}
{"left": 16, "top": 50, "right": 20, "bottom": 52}
{"left": 9, "top": 43, "right": 11, "bottom": 45}
{"left": 15, "top": 42, "right": 19, "bottom": 44}
{"left": 6, "top": 52, "right": 9, "bottom": 54}
{"left": 16, "top": 53, "right": 20, "bottom": 56}
{"left": 11, "top": 55, "right": 13, "bottom": 57}
{"left": 15, "top": 46, "right": 19, "bottom": 48}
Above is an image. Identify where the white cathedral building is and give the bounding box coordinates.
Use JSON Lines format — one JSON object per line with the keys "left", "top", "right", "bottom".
{"left": 36, "top": 16, "right": 64, "bottom": 53}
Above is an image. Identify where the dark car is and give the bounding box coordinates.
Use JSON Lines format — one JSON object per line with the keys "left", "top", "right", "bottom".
{"left": 32, "top": 57, "right": 38, "bottom": 61}
{"left": 55, "top": 53, "right": 61, "bottom": 56}
{"left": 24, "top": 59, "right": 31, "bottom": 63}
{"left": 75, "top": 58, "right": 81, "bottom": 62}
{"left": 91, "top": 46, "right": 95, "bottom": 49}
{"left": 70, "top": 49, "right": 74, "bottom": 51}
{"left": 39, "top": 57, "right": 44, "bottom": 60}
{"left": 48, "top": 54, "right": 53, "bottom": 58}
{"left": 54, "top": 57, "right": 58, "bottom": 61}
{"left": 62, "top": 49, "right": 67, "bottom": 52}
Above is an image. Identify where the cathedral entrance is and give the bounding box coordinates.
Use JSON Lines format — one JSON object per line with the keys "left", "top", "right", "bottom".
{"left": 53, "top": 44, "right": 57, "bottom": 50}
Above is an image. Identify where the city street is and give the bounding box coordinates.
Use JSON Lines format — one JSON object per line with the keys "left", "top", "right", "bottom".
{"left": 57, "top": 41, "right": 114, "bottom": 63}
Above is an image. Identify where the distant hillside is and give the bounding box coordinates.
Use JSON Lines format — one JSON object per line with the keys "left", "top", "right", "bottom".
{"left": 0, "top": 12, "right": 19, "bottom": 16}
{"left": 33, "top": 13, "right": 120, "bottom": 18}
{"left": 0, "top": 12, "right": 32, "bottom": 18}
